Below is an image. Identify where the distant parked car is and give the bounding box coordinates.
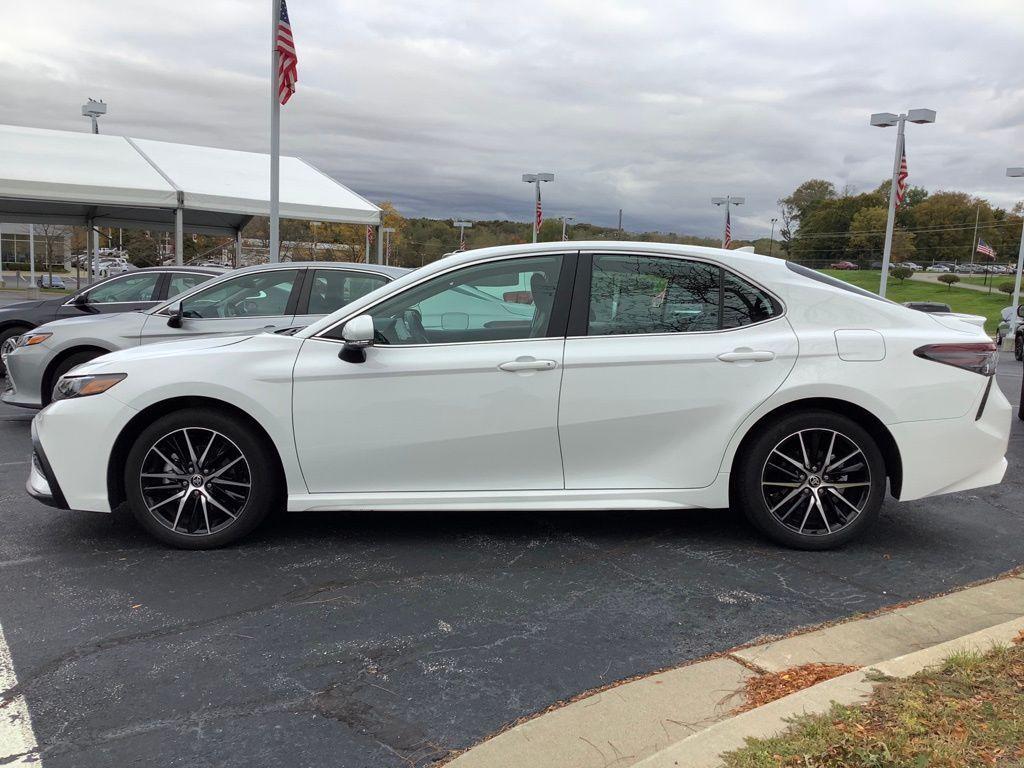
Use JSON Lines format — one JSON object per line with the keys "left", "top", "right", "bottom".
{"left": 997, "top": 306, "right": 1019, "bottom": 346}
{"left": 38, "top": 275, "right": 67, "bottom": 289}
{"left": 901, "top": 262, "right": 923, "bottom": 271}
{"left": 3, "top": 261, "right": 406, "bottom": 408}
{"left": 903, "top": 301, "right": 952, "bottom": 314}
{"left": 869, "top": 261, "right": 884, "bottom": 270}
{"left": 925, "top": 264, "right": 951, "bottom": 273}
{"left": 0, "top": 266, "right": 223, "bottom": 377}
{"left": 829, "top": 261, "right": 858, "bottom": 270}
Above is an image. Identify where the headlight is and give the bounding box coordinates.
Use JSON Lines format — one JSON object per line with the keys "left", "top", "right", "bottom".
{"left": 52, "top": 373, "right": 126, "bottom": 401}
{"left": 17, "top": 332, "right": 51, "bottom": 347}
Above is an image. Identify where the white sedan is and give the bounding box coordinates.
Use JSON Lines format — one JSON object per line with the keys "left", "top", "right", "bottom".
{"left": 27, "top": 242, "right": 1011, "bottom": 550}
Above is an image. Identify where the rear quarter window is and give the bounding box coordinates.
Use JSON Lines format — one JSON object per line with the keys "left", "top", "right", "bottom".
{"left": 785, "top": 262, "right": 892, "bottom": 304}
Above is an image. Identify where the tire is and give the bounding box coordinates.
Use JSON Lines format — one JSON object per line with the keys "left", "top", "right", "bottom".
{"left": 0, "top": 326, "right": 32, "bottom": 377}
{"left": 124, "top": 407, "right": 280, "bottom": 549}
{"left": 1015, "top": 333, "right": 1023, "bottom": 362}
{"left": 735, "top": 410, "right": 887, "bottom": 550}
{"left": 45, "top": 350, "right": 105, "bottom": 405}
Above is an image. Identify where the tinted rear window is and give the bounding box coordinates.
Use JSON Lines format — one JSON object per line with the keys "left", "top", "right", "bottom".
{"left": 785, "top": 262, "right": 892, "bottom": 304}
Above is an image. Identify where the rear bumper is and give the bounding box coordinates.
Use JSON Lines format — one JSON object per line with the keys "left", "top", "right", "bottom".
{"left": 891, "top": 378, "right": 1012, "bottom": 501}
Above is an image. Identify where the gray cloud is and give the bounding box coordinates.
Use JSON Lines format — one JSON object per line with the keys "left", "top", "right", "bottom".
{"left": 3, "top": 0, "right": 1024, "bottom": 238}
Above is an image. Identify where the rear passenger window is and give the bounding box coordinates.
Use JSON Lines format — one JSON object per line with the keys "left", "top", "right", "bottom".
{"left": 586, "top": 255, "right": 778, "bottom": 335}
{"left": 722, "top": 272, "right": 777, "bottom": 328}
{"left": 588, "top": 255, "right": 720, "bottom": 335}
{"left": 307, "top": 270, "right": 389, "bottom": 315}
{"left": 167, "top": 272, "right": 210, "bottom": 298}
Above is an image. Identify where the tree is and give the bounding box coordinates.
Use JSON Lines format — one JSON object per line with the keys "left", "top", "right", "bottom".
{"left": 777, "top": 179, "right": 837, "bottom": 250}
{"left": 906, "top": 192, "right": 991, "bottom": 264}
{"left": 938, "top": 273, "right": 960, "bottom": 290}
{"left": 890, "top": 265, "right": 914, "bottom": 284}
{"left": 998, "top": 282, "right": 1015, "bottom": 295}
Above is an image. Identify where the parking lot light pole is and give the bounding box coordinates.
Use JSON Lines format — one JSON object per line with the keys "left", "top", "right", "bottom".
{"left": 453, "top": 220, "right": 472, "bottom": 251}
{"left": 1006, "top": 167, "right": 1024, "bottom": 337}
{"left": 560, "top": 215, "right": 575, "bottom": 241}
{"left": 870, "top": 108, "right": 936, "bottom": 298}
{"left": 769, "top": 217, "right": 778, "bottom": 258}
{"left": 711, "top": 196, "right": 744, "bottom": 247}
{"left": 522, "top": 173, "right": 554, "bottom": 243}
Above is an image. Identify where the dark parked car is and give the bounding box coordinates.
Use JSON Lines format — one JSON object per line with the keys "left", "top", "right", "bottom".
{"left": 903, "top": 301, "right": 953, "bottom": 314}
{"left": 0, "top": 266, "right": 223, "bottom": 375}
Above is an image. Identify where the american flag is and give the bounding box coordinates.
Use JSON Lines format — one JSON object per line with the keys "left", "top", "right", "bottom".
{"left": 535, "top": 197, "right": 543, "bottom": 235}
{"left": 276, "top": 0, "right": 298, "bottom": 105}
{"left": 723, "top": 207, "right": 732, "bottom": 248}
{"left": 366, "top": 225, "right": 375, "bottom": 245}
{"left": 458, "top": 231, "right": 467, "bottom": 251}
{"left": 385, "top": 234, "right": 391, "bottom": 262}
{"left": 895, "top": 140, "right": 908, "bottom": 207}
{"left": 977, "top": 239, "right": 996, "bottom": 258}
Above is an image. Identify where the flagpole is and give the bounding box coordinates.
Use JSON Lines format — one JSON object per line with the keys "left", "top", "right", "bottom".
{"left": 269, "top": 0, "right": 282, "bottom": 264}
{"left": 878, "top": 117, "right": 905, "bottom": 299}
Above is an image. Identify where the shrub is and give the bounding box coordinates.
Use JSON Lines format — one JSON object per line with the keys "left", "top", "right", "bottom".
{"left": 998, "top": 282, "right": 1015, "bottom": 295}
{"left": 890, "top": 265, "right": 914, "bottom": 283}
{"left": 938, "top": 273, "right": 960, "bottom": 290}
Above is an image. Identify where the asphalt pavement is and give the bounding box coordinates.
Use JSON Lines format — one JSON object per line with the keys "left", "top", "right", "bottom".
{"left": 0, "top": 359, "right": 1021, "bottom": 768}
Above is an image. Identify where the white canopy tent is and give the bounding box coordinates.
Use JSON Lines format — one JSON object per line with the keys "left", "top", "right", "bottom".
{"left": 0, "top": 124, "right": 383, "bottom": 275}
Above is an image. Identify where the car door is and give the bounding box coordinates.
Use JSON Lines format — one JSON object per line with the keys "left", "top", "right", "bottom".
{"left": 292, "top": 253, "right": 574, "bottom": 493}
{"left": 289, "top": 267, "right": 393, "bottom": 329}
{"left": 54, "top": 272, "right": 163, "bottom": 320}
{"left": 138, "top": 268, "right": 303, "bottom": 344}
{"left": 558, "top": 252, "right": 798, "bottom": 490}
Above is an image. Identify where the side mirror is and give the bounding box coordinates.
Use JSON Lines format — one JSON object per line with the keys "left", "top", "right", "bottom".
{"left": 166, "top": 301, "right": 184, "bottom": 328}
{"left": 339, "top": 314, "right": 374, "bottom": 363}
{"left": 73, "top": 292, "right": 89, "bottom": 306}
{"left": 1018, "top": 305, "right": 1024, "bottom": 319}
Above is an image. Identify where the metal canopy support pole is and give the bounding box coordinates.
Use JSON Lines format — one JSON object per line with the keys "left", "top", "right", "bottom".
{"left": 235, "top": 229, "right": 243, "bottom": 269}
{"left": 89, "top": 221, "right": 99, "bottom": 286}
{"left": 376, "top": 224, "right": 383, "bottom": 265}
{"left": 174, "top": 196, "right": 184, "bottom": 266}
{"left": 28, "top": 224, "right": 36, "bottom": 291}
{"left": 0, "top": 223, "right": 4, "bottom": 288}
{"left": 878, "top": 115, "right": 906, "bottom": 299}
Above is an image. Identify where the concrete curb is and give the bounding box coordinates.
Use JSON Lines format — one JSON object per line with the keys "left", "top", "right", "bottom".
{"left": 633, "top": 616, "right": 1024, "bottom": 768}
{"left": 444, "top": 573, "right": 1024, "bottom": 768}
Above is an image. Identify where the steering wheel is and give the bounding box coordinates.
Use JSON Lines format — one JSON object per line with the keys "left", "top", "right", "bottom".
{"left": 401, "top": 309, "right": 430, "bottom": 344}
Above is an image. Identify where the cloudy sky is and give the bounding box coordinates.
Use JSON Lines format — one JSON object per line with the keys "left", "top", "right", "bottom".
{"left": 4, "top": 1, "right": 1024, "bottom": 239}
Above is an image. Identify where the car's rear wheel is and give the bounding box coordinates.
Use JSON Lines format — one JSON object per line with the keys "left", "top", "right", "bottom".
{"left": 1015, "top": 333, "right": 1023, "bottom": 362}
{"left": 124, "top": 408, "right": 278, "bottom": 549}
{"left": 736, "top": 411, "right": 886, "bottom": 550}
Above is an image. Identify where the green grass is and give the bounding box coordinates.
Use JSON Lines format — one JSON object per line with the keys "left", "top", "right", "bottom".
{"left": 722, "top": 642, "right": 1024, "bottom": 768}
{"left": 819, "top": 270, "right": 1009, "bottom": 333}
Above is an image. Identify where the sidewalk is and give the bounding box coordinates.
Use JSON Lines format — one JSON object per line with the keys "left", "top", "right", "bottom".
{"left": 909, "top": 272, "right": 1010, "bottom": 294}
{"left": 444, "top": 571, "right": 1024, "bottom": 768}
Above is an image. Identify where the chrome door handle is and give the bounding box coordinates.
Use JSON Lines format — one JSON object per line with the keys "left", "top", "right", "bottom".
{"left": 718, "top": 349, "right": 775, "bottom": 363}
{"left": 498, "top": 358, "right": 558, "bottom": 372}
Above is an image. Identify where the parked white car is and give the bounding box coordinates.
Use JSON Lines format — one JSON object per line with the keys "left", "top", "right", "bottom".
{"left": 27, "top": 243, "right": 1011, "bottom": 550}
{"left": 925, "top": 264, "right": 951, "bottom": 273}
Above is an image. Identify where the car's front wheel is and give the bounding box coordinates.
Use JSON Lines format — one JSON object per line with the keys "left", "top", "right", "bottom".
{"left": 1015, "top": 333, "right": 1023, "bottom": 362}
{"left": 124, "top": 408, "right": 279, "bottom": 549}
{"left": 735, "top": 411, "right": 887, "bottom": 550}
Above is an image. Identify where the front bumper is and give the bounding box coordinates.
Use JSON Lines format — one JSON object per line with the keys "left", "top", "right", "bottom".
{"left": 1, "top": 343, "right": 48, "bottom": 409}
{"left": 28, "top": 418, "right": 68, "bottom": 509}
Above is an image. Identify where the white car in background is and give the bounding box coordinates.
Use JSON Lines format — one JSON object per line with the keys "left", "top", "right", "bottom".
{"left": 27, "top": 243, "right": 1010, "bottom": 551}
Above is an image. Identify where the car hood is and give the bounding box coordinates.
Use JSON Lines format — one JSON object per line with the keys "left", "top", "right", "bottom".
{"left": 0, "top": 297, "right": 63, "bottom": 313}
{"left": 81, "top": 335, "right": 254, "bottom": 368}
{"left": 35, "top": 311, "right": 149, "bottom": 336}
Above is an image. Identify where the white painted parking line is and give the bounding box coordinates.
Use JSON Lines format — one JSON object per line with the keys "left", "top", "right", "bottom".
{"left": 0, "top": 621, "right": 40, "bottom": 765}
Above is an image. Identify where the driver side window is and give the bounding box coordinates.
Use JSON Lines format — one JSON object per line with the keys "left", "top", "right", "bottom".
{"left": 181, "top": 270, "right": 299, "bottom": 319}
{"left": 84, "top": 273, "right": 160, "bottom": 304}
{"left": 339, "top": 255, "right": 562, "bottom": 345}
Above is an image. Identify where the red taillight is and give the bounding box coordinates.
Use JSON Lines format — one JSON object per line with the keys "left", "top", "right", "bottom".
{"left": 914, "top": 342, "right": 998, "bottom": 376}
